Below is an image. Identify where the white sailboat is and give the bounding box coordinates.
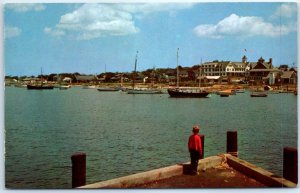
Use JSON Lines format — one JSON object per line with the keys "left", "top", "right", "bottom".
{"left": 127, "top": 51, "right": 163, "bottom": 94}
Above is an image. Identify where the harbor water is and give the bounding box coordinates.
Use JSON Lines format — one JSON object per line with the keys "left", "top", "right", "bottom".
{"left": 5, "top": 86, "right": 298, "bottom": 188}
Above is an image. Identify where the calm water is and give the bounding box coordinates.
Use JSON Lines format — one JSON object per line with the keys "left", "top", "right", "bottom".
{"left": 5, "top": 86, "right": 297, "bottom": 188}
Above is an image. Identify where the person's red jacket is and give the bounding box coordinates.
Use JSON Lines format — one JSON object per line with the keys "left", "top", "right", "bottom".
{"left": 188, "top": 134, "right": 202, "bottom": 155}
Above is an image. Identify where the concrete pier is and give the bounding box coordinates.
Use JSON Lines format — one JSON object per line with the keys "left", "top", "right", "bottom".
{"left": 78, "top": 154, "right": 296, "bottom": 188}
{"left": 75, "top": 131, "right": 297, "bottom": 189}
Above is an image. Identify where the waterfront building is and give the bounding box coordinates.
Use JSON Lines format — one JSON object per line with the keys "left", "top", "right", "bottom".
{"left": 247, "top": 57, "right": 282, "bottom": 85}
{"left": 199, "top": 55, "right": 250, "bottom": 83}
{"left": 280, "top": 71, "right": 297, "bottom": 84}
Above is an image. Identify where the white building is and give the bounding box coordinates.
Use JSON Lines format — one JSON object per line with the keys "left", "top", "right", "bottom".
{"left": 200, "top": 56, "right": 250, "bottom": 79}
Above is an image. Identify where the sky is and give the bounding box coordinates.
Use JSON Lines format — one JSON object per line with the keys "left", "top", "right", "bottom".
{"left": 2, "top": 1, "right": 298, "bottom": 76}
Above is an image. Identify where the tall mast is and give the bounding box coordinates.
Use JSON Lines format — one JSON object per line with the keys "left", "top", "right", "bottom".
{"left": 41, "top": 67, "right": 43, "bottom": 86}
{"left": 132, "top": 51, "right": 138, "bottom": 89}
{"left": 199, "top": 59, "right": 202, "bottom": 88}
{"left": 176, "top": 48, "right": 179, "bottom": 88}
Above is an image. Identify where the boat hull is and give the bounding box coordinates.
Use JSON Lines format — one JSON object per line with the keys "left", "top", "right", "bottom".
{"left": 127, "top": 89, "right": 163, "bottom": 94}
{"left": 250, "top": 92, "right": 268, "bottom": 97}
{"left": 220, "top": 94, "right": 230, "bottom": 97}
{"left": 167, "top": 89, "right": 209, "bottom": 98}
{"left": 27, "top": 85, "right": 54, "bottom": 90}
{"left": 97, "top": 88, "right": 120, "bottom": 92}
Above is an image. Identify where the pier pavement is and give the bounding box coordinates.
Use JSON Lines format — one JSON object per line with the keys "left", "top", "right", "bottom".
{"left": 78, "top": 154, "right": 296, "bottom": 189}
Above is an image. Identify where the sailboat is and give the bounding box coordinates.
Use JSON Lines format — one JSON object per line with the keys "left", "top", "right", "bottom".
{"left": 127, "top": 51, "right": 163, "bottom": 94}
{"left": 27, "top": 68, "right": 54, "bottom": 90}
{"left": 167, "top": 48, "right": 209, "bottom": 98}
{"left": 97, "top": 64, "right": 122, "bottom": 92}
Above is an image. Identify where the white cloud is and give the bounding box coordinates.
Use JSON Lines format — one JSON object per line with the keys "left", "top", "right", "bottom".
{"left": 194, "top": 14, "right": 296, "bottom": 39}
{"left": 45, "top": 3, "right": 194, "bottom": 40}
{"left": 5, "top": 3, "right": 46, "bottom": 12}
{"left": 5, "top": 26, "right": 21, "bottom": 39}
{"left": 272, "top": 3, "right": 297, "bottom": 18}
{"left": 114, "top": 3, "right": 194, "bottom": 15}
{"left": 44, "top": 27, "right": 65, "bottom": 37}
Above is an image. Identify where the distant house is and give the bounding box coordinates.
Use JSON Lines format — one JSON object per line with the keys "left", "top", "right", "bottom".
{"left": 247, "top": 57, "right": 280, "bottom": 83}
{"left": 280, "top": 71, "right": 297, "bottom": 84}
{"left": 74, "top": 75, "right": 98, "bottom": 83}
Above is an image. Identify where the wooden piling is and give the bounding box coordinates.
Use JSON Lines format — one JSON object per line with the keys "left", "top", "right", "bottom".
{"left": 71, "top": 152, "right": 86, "bottom": 188}
{"left": 200, "top": 135, "right": 205, "bottom": 159}
{"left": 283, "top": 147, "right": 298, "bottom": 184}
{"left": 226, "top": 131, "right": 238, "bottom": 157}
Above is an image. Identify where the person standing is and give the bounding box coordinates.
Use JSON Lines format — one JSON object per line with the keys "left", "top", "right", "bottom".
{"left": 188, "top": 125, "right": 203, "bottom": 175}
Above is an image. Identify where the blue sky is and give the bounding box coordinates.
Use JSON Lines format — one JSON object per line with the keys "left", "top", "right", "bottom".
{"left": 3, "top": 1, "right": 298, "bottom": 76}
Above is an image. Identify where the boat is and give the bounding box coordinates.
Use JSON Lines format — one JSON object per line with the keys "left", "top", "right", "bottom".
{"left": 234, "top": 88, "right": 245, "bottom": 93}
{"left": 27, "top": 68, "right": 54, "bottom": 90}
{"left": 167, "top": 48, "right": 209, "bottom": 98}
{"left": 82, "top": 84, "right": 96, "bottom": 89}
{"left": 268, "top": 90, "right": 279, "bottom": 94}
{"left": 218, "top": 90, "right": 231, "bottom": 97}
{"left": 167, "top": 88, "right": 209, "bottom": 98}
{"left": 217, "top": 89, "right": 236, "bottom": 96}
{"left": 59, "top": 85, "right": 71, "bottom": 90}
{"left": 15, "top": 83, "right": 27, "bottom": 88}
{"left": 127, "top": 88, "right": 163, "bottom": 94}
{"left": 220, "top": 94, "right": 230, "bottom": 97}
{"left": 27, "top": 84, "right": 54, "bottom": 90}
{"left": 250, "top": 91, "right": 268, "bottom": 97}
{"left": 97, "top": 87, "right": 121, "bottom": 92}
{"left": 127, "top": 51, "right": 163, "bottom": 94}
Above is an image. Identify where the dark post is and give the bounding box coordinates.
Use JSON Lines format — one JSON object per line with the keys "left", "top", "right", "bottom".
{"left": 226, "top": 131, "right": 238, "bottom": 157}
{"left": 200, "top": 135, "right": 205, "bottom": 159}
{"left": 71, "top": 152, "right": 86, "bottom": 188}
{"left": 283, "top": 147, "right": 298, "bottom": 184}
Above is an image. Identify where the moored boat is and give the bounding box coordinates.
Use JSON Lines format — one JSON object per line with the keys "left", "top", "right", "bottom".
{"left": 27, "top": 68, "right": 54, "bottom": 90}
{"left": 97, "top": 87, "right": 121, "bottom": 92}
{"left": 217, "top": 89, "right": 236, "bottom": 96}
{"left": 82, "top": 85, "right": 96, "bottom": 89}
{"left": 128, "top": 88, "right": 163, "bottom": 94}
{"left": 167, "top": 88, "right": 209, "bottom": 98}
{"left": 250, "top": 91, "right": 268, "bottom": 97}
{"left": 59, "top": 85, "right": 71, "bottom": 90}
{"left": 15, "top": 83, "right": 27, "bottom": 88}
{"left": 234, "top": 89, "right": 245, "bottom": 93}
{"left": 167, "top": 48, "right": 209, "bottom": 98}
{"left": 27, "top": 84, "right": 54, "bottom": 90}
{"left": 127, "top": 51, "right": 163, "bottom": 95}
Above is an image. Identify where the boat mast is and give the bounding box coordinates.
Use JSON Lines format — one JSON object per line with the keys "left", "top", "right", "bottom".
{"left": 132, "top": 51, "right": 138, "bottom": 89}
{"left": 41, "top": 67, "right": 43, "bottom": 86}
{"left": 199, "top": 58, "right": 202, "bottom": 88}
{"left": 176, "top": 48, "right": 179, "bottom": 88}
{"left": 151, "top": 66, "right": 155, "bottom": 88}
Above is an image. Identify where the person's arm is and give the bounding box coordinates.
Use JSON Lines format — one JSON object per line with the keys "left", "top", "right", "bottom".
{"left": 198, "top": 136, "right": 203, "bottom": 155}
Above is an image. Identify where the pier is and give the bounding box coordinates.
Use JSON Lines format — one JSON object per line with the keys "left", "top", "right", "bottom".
{"left": 71, "top": 131, "right": 298, "bottom": 188}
